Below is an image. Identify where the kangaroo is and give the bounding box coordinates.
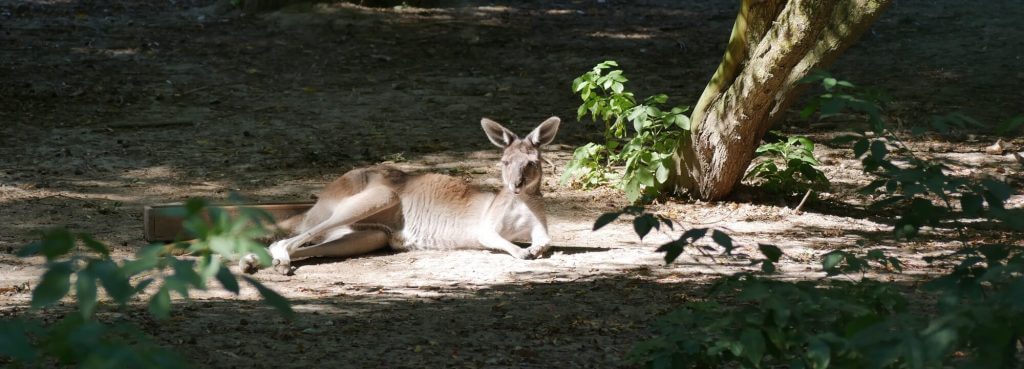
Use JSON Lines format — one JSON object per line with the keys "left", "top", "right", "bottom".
{"left": 240, "top": 117, "right": 560, "bottom": 275}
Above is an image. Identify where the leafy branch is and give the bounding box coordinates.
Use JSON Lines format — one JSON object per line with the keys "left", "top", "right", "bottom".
{"left": 0, "top": 198, "right": 292, "bottom": 368}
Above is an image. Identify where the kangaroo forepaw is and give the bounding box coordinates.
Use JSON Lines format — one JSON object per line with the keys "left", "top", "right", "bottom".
{"left": 509, "top": 247, "right": 535, "bottom": 260}
{"left": 527, "top": 245, "right": 549, "bottom": 259}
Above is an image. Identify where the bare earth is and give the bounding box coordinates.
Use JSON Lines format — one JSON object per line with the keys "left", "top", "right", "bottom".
{"left": 1, "top": 1, "right": 1022, "bottom": 368}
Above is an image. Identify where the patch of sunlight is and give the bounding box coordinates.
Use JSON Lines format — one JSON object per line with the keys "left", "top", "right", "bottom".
{"left": 475, "top": 6, "right": 514, "bottom": 13}
{"left": 589, "top": 31, "right": 654, "bottom": 40}
{"left": 121, "top": 166, "right": 179, "bottom": 181}
{"left": 0, "top": 182, "right": 138, "bottom": 204}
{"left": 544, "top": 9, "right": 582, "bottom": 16}
{"left": 70, "top": 47, "right": 139, "bottom": 57}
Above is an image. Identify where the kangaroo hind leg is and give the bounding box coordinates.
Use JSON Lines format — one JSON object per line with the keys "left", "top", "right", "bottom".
{"left": 290, "top": 224, "right": 392, "bottom": 260}
{"left": 268, "top": 185, "right": 398, "bottom": 274}
{"left": 241, "top": 172, "right": 400, "bottom": 275}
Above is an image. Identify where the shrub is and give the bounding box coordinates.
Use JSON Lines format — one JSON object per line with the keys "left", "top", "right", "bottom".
{"left": 563, "top": 61, "right": 691, "bottom": 202}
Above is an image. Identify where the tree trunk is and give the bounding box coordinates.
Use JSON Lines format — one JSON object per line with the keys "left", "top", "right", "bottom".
{"left": 675, "top": 0, "right": 891, "bottom": 201}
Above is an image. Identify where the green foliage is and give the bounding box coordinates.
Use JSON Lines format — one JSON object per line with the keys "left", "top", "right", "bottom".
{"left": 996, "top": 115, "right": 1024, "bottom": 136}
{"left": 0, "top": 198, "right": 292, "bottom": 368}
{"left": 564, "top": 61, "right": 691, "bottom": 202}
{"left": 629, "top": 277, "right": 912, "bottom": 369}
{"left": 608, "top": 74, "right": 1024, "bottom": 369}
{"left": 808, "top": 75, "right": 1024, "bottom": 237}
{"left": 746, "top": 133, "right": 830, "bottom": 194}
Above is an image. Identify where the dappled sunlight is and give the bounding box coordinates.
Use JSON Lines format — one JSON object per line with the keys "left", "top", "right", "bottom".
{"left": 49, "top": 276, "right": 707, "bottom": 367}
{"left": 70, "top": 47, "right": 139, "bottom": 58}
{"left": 2, "top": 0, "right": 1021, "bottom": 366}
{"left": 543, "top": 9, "right": 582, "bottom": 16}
{"left": 588, "top": 31, "right": 655, "bottom": 40}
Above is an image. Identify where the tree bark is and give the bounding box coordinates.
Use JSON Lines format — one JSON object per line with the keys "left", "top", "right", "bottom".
{"left": 675, "top": 0, "right": 891, "bottom": 201}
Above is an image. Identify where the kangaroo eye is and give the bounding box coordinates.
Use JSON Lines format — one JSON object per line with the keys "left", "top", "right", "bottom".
{"left": 501, "top": 160, "right": 509, "bottom": 165}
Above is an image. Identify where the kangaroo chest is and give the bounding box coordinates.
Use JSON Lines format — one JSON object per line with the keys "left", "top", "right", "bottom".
{"left": 494, "top": 199, "right": 541, "bottom": 241}
{"left": 387, "top": 193, "right": 540, "bottom": 250}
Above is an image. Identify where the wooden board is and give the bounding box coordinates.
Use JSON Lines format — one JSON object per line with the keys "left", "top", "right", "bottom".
{"left": 143, "top": 202, "right": 315, "bottom": 242}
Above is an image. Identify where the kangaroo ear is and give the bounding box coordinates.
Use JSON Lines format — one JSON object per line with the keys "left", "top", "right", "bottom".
{"left": 525, "top": 116, "right": 560, "bottom": 146}
{"left": 481, "top": 118, "right": 518, "bottom": 148}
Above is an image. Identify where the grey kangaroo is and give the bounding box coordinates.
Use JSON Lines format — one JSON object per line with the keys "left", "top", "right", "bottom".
{"left": 241, "top": 117, "right": 560, "bottom": 275}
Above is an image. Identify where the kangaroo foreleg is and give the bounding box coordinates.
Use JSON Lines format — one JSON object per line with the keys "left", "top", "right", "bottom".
{"left": 478, "top": 231, "right": 532, "bottom": 260}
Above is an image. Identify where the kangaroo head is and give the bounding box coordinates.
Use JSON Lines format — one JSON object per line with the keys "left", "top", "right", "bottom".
{"left": 481, "top": 116, "right": 560, "bottom": 195}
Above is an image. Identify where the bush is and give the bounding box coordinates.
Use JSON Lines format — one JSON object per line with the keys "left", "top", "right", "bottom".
{"left": 563, "top": 61, "right": 691, "bottom": 203}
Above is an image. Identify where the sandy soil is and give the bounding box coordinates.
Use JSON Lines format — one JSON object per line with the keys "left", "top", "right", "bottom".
{"left": 1, "top": 0, "right": 1023, "bottom": 367}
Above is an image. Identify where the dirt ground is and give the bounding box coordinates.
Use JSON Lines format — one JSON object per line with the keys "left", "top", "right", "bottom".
{"left": 1, "top": 0, "right": 1023, "bottom": 367}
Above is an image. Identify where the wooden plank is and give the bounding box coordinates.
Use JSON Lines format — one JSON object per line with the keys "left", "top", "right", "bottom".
{"left": 144, "top": 202, "right": 314, "bottom": 242}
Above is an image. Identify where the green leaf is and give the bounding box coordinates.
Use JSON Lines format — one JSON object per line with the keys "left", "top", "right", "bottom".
{"left": 611, "top": 82, "right": 624, "bottom": 94}
{"left": 593, "top": 212, "right": 621, "bottom": 231}
{"left": 0, "top": 320, "right": 36, "bottom": 362}
{"left": 740, "top": 328, "right": 766, "bottom": 365}
{"left": 997, "top": 115, "right": 1024, "bottom": 136}
{"left": 623, "top": 179, "right": 642, "bottom": 203}
{"left": 122, "top": 244, "right": 164, "bottom": 276}
{"left": 655, "top": 163, "right": 670, "bottom": 184}
{"left": 32, "top": 261, "right": 73, "bottom": 309}
{"left": 758, "top": 244, "right": 783, "bottom": 262}
{"left": 675, "top": 114, "right": 691, "bottom": 130}
{"left": 243, "top": 276, "right": 294, "bottom": 319}
{"left": 634, "top": 167, "right": 655, "bottom": 187}
{"left": 798, "top": 72, "right": 827, "bottom": 84}
{"left": 823, "top": 77, "right": 837, "bottom": 90}
{"left": 800, "top": 101, "right": 819, "bottom": 118}
{"left": 171, "top": 258, "right": 204, "bottom": 290}
{"left": 78, "top": 234, "right": 109, "bottom": 256}
{"left": 92, "top": 259, "right": 134, "bottom": 304}
{"left": 21, "top": 229, "right": 75, "bottom": 259}
{"left": 822, "top": 252, "right": 844, "bottom": 272}
{"left": 821, "top": 98, "right": 844, "bottom": 117}
{"left": 149, "top": 285, "right": 171, "bottom": 320}
{"left": 75, "top": 268, "right": 98, "bottom": 319}
{"left": 806, "top": 337, "right": 831, "bottom": 369}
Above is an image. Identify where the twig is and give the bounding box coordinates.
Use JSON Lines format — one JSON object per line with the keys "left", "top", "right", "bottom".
{"left": 792, "top": 189, "right": 813, "bottom": 215}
